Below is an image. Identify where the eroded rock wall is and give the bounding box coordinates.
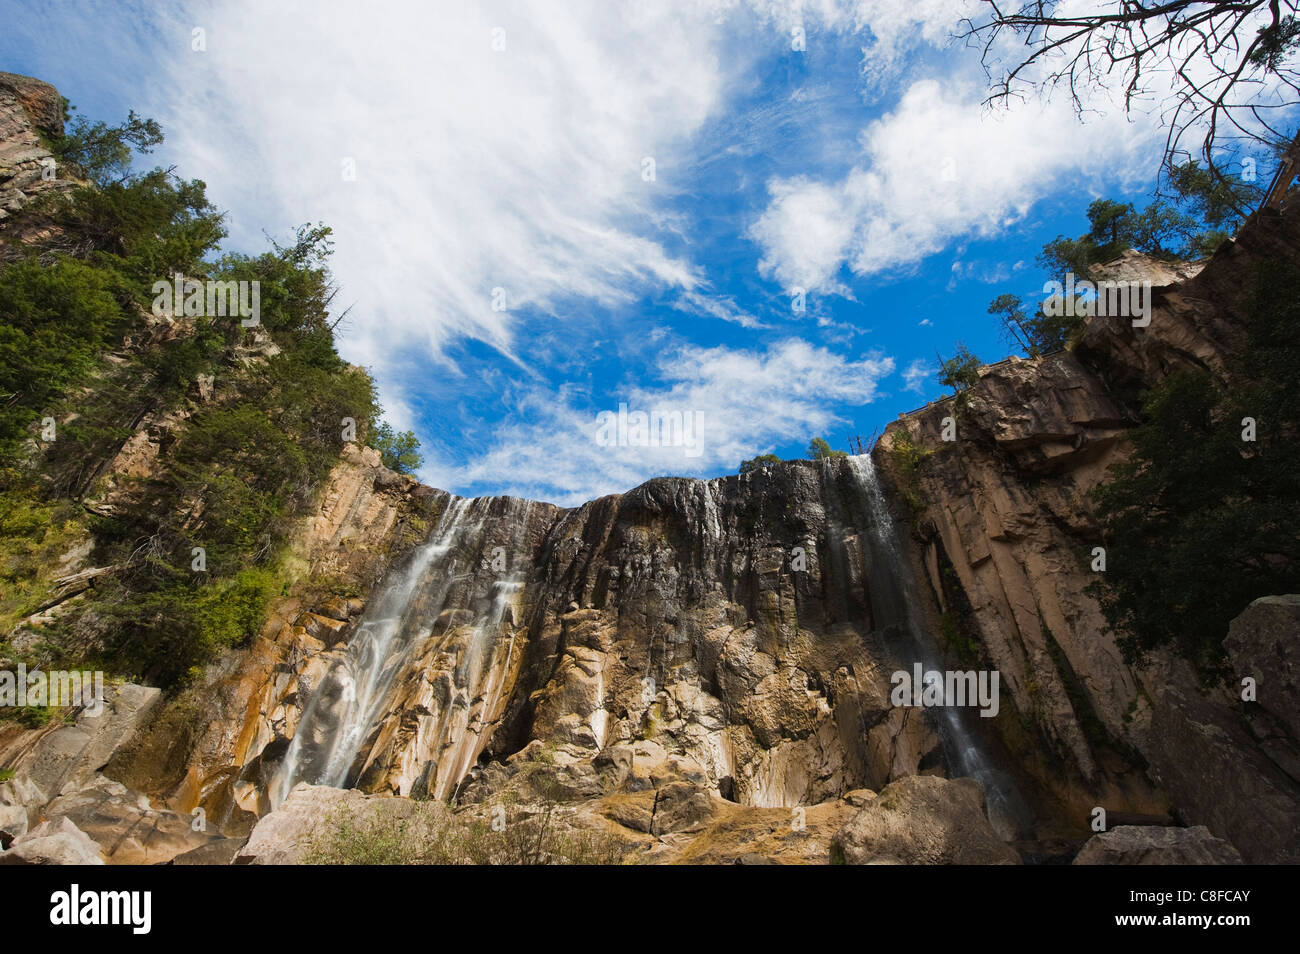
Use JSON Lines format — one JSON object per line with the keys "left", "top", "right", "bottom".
{"left": 117, "top": 455, "right": 961, "bottom": 839}
{"left": 875, "top": 204, "right": 1300, "bottom": 861}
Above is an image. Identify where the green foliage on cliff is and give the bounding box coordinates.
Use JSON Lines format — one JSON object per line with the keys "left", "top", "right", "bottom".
{"left": 979, "top": 162, "right": 1261, "bottom": 363}
{"left": 1089, "top": 260, "right": 1300, "bottom": 671}
{"left": 739, "top": 453, "right": 781, "bottom": 474}
{"left": 1039, "top": 167, "right": 1260, "bottom": 281}
{"left": 51, "top": 109, "right": 162, "bottom": 187}
{"left": 369, "top": 420, "right": 423, "bottom": 475}
{"left": 0, "top": 259, "right": 127, "bottom": 456}
{"left": 885, "top": 430, "right": 933, "bottom": 518}
{"left": 807, "top": 437, "right": 846, "bottom": 460}
{"left": 938, "top": 344, "right": 981, "bottom": 397}
{"left": 0, "top": 491, "right": 89, "bottom": 634}
{"left": 0, "top": 109, "right": 393, "bottom": 689}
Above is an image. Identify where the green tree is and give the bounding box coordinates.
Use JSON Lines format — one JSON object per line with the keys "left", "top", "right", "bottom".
{"left": 1037, "top": 171, "right": 1264, "bottom": 284}
{"left": 1165, "top": 159, "right": 1263, "bottom": 254}
{"left": 807, "top": 438, "right": 846, "bottom": 461}
{"left": 370, "top": 421, "right": 423, "bottom": 475}
{"left": 739, "top": 453, "right": 781, "bottom": 474}
{"left": 938, "top": 344, "right": 981, "bottom": 393}
{"left": 1038, "top": 197, "right": 1204, "bottom": 280}
{"left": 1088, "top": 260, "right": 1300, "bottom": 672}
{"left": 988, "top": 293, "right": 1032, "bottom": 354}
{"left": 52, "top": 109, "right": 163, "bottom": 186}
{"left": 989, "top": 291, "right": 1085, "bottom": 357}
{"left": 0, "top": 258, "right": 127, "bottom": 455}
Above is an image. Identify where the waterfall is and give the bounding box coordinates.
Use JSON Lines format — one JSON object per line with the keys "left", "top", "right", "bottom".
{"left": 438, "top": 576, "right": 524, "bottom": 801}
{"left": 845, "top": 455, "right": 1031, "bottom": 839}
{"left": 270, "top": 498, "right": 479, "bottom": 807}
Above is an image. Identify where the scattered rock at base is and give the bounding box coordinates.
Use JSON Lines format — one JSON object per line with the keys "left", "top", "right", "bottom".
{"left": 832, "top": 775, "right": 1020, "bottom": 865}
{"left": 1072, "top": 825, "right": 1243, "bottom": 865}
{"left": 0, "top": 816, "right": 105, "bottom": 865}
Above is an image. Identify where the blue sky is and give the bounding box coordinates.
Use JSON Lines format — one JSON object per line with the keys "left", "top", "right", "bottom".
{"left": 1, "top": 1, "right": 1219, "bottom": 504}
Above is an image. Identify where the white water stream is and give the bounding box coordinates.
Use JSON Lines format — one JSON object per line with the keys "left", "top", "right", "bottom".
{"left": 269, "top": 499, "right": 480, "bottom": 806}
{"left": 846, "top": 455, "right": 1031, "bottom": 839}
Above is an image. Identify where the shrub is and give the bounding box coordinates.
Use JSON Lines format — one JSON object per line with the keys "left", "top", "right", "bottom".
{"left": 303, "top": 799, "right": 627, "bottom": 866}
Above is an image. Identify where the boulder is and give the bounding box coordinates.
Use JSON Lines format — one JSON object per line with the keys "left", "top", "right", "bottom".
{"left": 44, "top": 773, "right": 224, "bottom": 864}
{"left": 832, "top": 775, "right": 1020, "bottom": 865}
{"left": 236, "top": 783, "right": 418, "bottom": 864}
{"left": 1073, "top": 825, "right": 1243, "bottom": 865}
{"left": 0, "top": 803, "right": 28, "bottom": 847}
{"left": 1225, "top": 595, "right": 1300, "bottom": 742}
{"left": 0, "top": 816, "right": 104, "bottom": 865}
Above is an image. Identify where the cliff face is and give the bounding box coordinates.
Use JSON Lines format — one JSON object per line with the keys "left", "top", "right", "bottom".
{"left": 876, "top": 203, "right": 1300, "bottom": 862}
{"left": 117, "top": 455, "right": 959, "bottom": 843}
{"left": 3, "top": 71, "right": 1296, "bottom": 865}
{"left": 105, "top": 444, "right": 440, "bottom": 834}
{"left": 0, "top": 72, "right": 74, "bottom": 242}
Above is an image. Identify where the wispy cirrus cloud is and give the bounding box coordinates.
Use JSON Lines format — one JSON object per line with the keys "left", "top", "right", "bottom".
{"left": 448, "top": 338, "right": 894, "bottom": 504}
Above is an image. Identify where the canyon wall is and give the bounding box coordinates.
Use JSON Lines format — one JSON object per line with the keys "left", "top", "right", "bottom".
{"left": 115, "top": 454, "right": 961, "bottom": 843}
{"left": 2, "top": 72, "right": 1296, "bottom": 864}
{"left": 875, "top": 203, "right": 1300, "bottom": 861}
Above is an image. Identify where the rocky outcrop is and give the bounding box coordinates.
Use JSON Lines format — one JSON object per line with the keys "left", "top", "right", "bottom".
{"left": 831, "top": 775, "right": 1019, "bottom": 865}
{"left": 0, "top": 72, "right": 74, "bottom": 238}
{"left": 0, "top": 683, "right": 161, "bottom": 812}
{"left": 1225, "top": 595, "right": 1300, "bottom": 745}
{"left": 1075, "top": 211, "right": 1293, "bottom": 398}
{"left": 41, "top": 774, "right": 220, "bottom": 864}
{"left": 879, "top": 350, "right": 1143, "bottom": 808}
{"left": 1073, "top": 825, "right": 1242, "bottom": 865}
{"left": 0, "top": 73, "right": 64, "bottom": 139}
{"left": 130, "top": 455, "right": 978, "bottom": 850}
{"left": 0, "top": 682, "right": 222, "bottom": 864}
{"left": 1126, "top": 597, "right": 1300, "bottom": 863}
{"left": 0, "top": 816, "right": 105, "bottom": 865}
{"left": 876, "top": 202, "right": 1300, "bottom": 862}
{"left": 107, "top": 444, "right": 441, "bottom": 836}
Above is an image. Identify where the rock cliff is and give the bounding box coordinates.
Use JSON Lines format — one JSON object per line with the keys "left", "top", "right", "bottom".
{"left": 875, "top": 201, "right": 1300, "bottom": 862}
{"left": 116, "top": 452, "right": 964, "bottom": 848}
{"left": 0, "top": 72, "right": 75, "bottom": 243}
{"left": 2, "top": 71, "right": 1296, "bottom": 865}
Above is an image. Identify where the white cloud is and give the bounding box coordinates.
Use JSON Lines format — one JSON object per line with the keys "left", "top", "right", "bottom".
{"left": 751, "top": 175, "right": 859, "bottom": 293}
{"left": 446, "top": 338, "right": 894, "bottom": 504}
{"left": 901, "top": 357, "right": 934, "bottom": 393}
{"left": 673, "top": 291, "right": 768, "bottom": 329}
{"left": 148, "top": 2, "right": 762, "bottom": 389}
{"left": 750, "top": 78, "right": 1162, "bottom": 290}
{"left": 130, "top": 0, "right": 915, "bottom": 503}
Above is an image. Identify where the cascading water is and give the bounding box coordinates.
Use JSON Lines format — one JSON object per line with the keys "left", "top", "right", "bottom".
{"left": 845, "top": 455, "right": 1031, "bottom": 839}
{"left": 270, "top": 498, "right": 480, "bottom": 807}
{"left": 439, "top": 576, "right": 524, "bottom": 802}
